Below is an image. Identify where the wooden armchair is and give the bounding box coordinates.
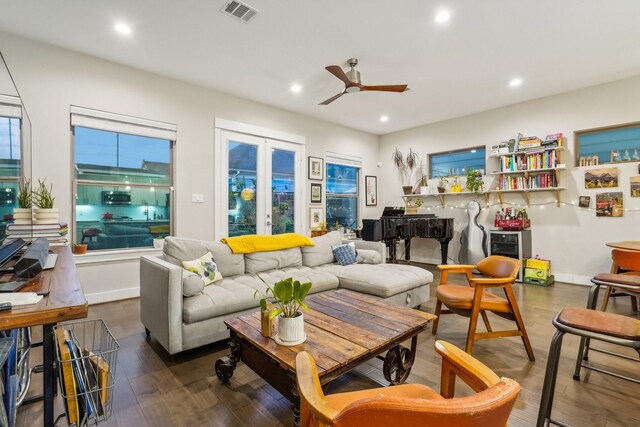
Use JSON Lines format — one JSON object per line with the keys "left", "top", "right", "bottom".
{"left": 433, "top": 256, "right": 535, "bottom": 361}
{"left": 601, "top": 248, "right": 640, "bottom": 312}
{"left": 296, "top": 340, "right": 521, "bottom": 427}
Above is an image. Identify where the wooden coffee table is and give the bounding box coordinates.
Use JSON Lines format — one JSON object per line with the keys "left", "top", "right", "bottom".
{"left": 215, "top": 289, "right": 436, "bottom": 426}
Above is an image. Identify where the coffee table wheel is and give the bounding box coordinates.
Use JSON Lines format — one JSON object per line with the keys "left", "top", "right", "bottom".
{"left": 383, "top": 346, "right": 412, "bottom": 385}
{"left": 215, "top": 357, "right": 235, "bottom": 382}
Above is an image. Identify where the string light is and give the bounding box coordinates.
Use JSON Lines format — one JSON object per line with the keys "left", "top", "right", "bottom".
{"left": 410, "top": 200, "right": 640, "bottom": 212}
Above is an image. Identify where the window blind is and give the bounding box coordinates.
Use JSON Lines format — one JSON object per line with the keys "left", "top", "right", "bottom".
{"left": 0, "top": 95, "right": 21, "bottom": 119}
{"left": 70, "top": 106, "right": 177, "bottom": 141}
{"left": 325, "top": 151, "right": 362, "bottom": 168}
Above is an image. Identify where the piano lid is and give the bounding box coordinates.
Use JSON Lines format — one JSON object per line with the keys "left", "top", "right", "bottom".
{"left": 381, "top": 206, "right": 405, "bottom": 217}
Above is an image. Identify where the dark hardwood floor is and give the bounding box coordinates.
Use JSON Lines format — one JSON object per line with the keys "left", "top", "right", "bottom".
{"left": 17, "top": 264, "right": 640, "bottom": 426}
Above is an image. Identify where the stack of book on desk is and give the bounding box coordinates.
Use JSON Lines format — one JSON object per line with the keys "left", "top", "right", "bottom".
{"left": 6, "top": 222, "right": 69, "bottom": 246}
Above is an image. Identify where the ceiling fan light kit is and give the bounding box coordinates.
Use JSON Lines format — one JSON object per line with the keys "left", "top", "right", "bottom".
{"left": 319, "top": 58, "right": 408, "bottom": 105}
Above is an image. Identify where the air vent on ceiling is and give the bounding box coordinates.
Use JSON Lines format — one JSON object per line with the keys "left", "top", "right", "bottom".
{"left": 221, "top": 0, "right": 259, "bottom": 23}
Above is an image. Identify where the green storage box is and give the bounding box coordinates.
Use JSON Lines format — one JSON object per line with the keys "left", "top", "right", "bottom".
{"left": 524, "top": 275, "right": 555, "bottom": 286}
{"left": 524, "top": 267, "right": 550, "bottom": 280}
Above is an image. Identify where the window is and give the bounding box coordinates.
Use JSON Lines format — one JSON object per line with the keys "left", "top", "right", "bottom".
{"left": 326, "top": 163, "right": 359, "bottom": 230}
{"left": 72, "top": 107, "right": 175, "bottom": 251}
{"left": 0, "top": 97, "right": 23, "bottom": 245}
{"left": 430, "top": 146, "right": 486, "bottom": 178}
{"left": 576, "top": 122, "right": 640, "bottom": 165}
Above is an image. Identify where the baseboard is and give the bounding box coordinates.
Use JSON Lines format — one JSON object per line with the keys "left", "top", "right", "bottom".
{"left": 86, "top": 286, "right": 140, "bottom": 305}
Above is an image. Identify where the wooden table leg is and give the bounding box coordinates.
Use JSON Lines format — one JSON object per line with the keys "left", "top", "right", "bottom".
{"left": 215, "top": 337, "right": 241, "bottom": 382}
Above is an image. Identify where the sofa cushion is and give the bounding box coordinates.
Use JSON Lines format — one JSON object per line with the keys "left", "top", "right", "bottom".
{"left": 163, "top": 237, "right": 244, "bottom": 277}
{"left": 182, "top": 252, "right": 223, "bottom": 285}
{"left": 245, "top": 247, "right": 302, "bottom": 273}
{"left": 183, "top": 273, "right": 205, "bottom": 297}
{"left": 356, "top": 249, "right": 382, "bottom": 264}
{"left": 302, "top": 231, "right": 342, "bottom": 267}
{"left": 318, "top": 264, "right": 434, "bottom": 298}
{"left": 182, "top": 267, "right": 340, "bottom": 323}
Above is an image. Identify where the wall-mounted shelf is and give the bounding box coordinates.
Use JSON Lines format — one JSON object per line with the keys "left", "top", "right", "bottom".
{"left": 490, "top": 187, "right": 566, "bottom": 207}
{"left": 402, "top": 192, "right": 490, "bottom": 207}
{"left": 490, "top": 145, "right": 564, "bottom": 158}
{"left": 491, "top": 166, "right": 566, "bottom": 176}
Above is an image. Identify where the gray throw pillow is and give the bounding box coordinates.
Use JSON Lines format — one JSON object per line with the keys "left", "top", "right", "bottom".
{"left": 183, "top": 273, "right": 205, "bottom": 297}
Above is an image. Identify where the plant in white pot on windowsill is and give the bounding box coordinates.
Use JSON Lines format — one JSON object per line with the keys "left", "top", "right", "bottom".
{"left": 33, "top": 179, "right": 58, "bottom": 224}
{"left": 254, "top": 277, "right": 312, "bottom": 346}
{"left": 13, "top": 178, "right": 33, "bottom": 224}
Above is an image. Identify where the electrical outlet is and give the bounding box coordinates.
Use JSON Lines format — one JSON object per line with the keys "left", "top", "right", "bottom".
{"left": 192, "top": 193, "right": 204, "bottom": 203}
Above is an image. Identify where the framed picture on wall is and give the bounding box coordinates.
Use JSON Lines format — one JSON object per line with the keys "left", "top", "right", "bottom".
{"left": 308, "top": 156, "right": 324, "bottom": 181}
{"left": 365, "top": 175, "right": 377, "bottom": 206}
{"left": 578, "top": 196, "right": 591, "bottom": 208}
{"left": 631, "top": 176, "right": 640, "bottom": 197}
{"left": 310, "top": 183, "right": 322, "bottom": 203}
{"left": 309, "top": 207, "right": 324, "bottom": 228}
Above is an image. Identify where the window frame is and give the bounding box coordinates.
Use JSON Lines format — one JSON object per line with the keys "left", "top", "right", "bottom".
{"left": 71, "top": 110, "right": 176, "bottom": 252}
{"left": 325, "top": 162, "right": 360, "bottom": 230}
{"left": 428, "top": 145, "right": 486, "bottom": 179}
{"left": 574, "top": 121, "right": 640, "bottom": 166}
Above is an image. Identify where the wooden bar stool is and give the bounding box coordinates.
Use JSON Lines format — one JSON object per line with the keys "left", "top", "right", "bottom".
{"left": 537, "top": 307, "right": 640, "bottom": 427}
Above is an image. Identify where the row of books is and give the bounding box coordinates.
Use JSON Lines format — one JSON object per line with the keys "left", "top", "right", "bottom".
{"left": 500, "top": 150, "right": 558, "bottom": 171}
{"left": 498, "top": 173, "right": 557, "bottom": 190}
{"left": 56, "top": 327, "right": 110, "bottom": 426}
{"left": 6, "top": 222, "right": 69, "bottom": 247}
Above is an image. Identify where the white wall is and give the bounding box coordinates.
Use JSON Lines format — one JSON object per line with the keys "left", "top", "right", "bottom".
{"left": 0, "top": 33, "right": 379, "bottom": 303}
{"left": 380, "top": 76, "right": 640, "bottom": 285}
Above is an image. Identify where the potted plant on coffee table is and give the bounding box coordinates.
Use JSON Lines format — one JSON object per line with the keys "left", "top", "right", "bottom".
{"left": 13, "top": 178, "right": 33, "bottom": 224}
{"left": 254, "top": 277, "right": 312, "bottom": 346}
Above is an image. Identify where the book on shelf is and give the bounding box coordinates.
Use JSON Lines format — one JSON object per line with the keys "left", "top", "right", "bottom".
{"left": 7, "top": 222, "right": 68, "bottom": 231}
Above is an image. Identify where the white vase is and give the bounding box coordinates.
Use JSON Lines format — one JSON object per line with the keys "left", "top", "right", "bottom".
{"left": 13, "top": 208, "right": 34, "bottom": 224}
{"left": 277, "top": 313, "right": 305, "bottom": 343}
{"left": 34, "top": 208, "right": 59, "bottom": 225}
{"left": 153, "top": 238, "right": 165, "bottom": 249}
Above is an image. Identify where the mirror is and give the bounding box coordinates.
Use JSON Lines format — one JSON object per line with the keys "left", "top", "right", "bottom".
{"left": 0, "top": 50, "right": 32, "bottom": 244}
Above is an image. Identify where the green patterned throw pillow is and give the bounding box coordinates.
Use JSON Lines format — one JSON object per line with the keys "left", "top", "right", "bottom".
{"left": 182, "top": 252, "right": 223, "bottom": 285}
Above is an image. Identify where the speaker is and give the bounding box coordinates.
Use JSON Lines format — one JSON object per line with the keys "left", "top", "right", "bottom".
{"left": 14, "top": 238, "right": 49, "bottom": 279}
{"left": 361, "top": 219, "right": 382, "bottom": 242}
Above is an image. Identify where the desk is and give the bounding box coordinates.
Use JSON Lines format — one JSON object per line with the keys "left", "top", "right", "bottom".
{"left": 0, "top": 247, "right": 88, "bottom": 427}
{"left": 606, "top": 241, "right": 640, "bottom": 252}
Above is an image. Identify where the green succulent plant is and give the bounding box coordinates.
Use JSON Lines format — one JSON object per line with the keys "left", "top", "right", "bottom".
{"left": 17, "top": 178, "right": 32, "bottom": 209}
{"left": 254, "top": 277, "right": 312, "bottom": 319}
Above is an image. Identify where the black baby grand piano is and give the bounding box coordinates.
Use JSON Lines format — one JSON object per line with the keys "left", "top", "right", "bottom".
{"left": 362, "top": 207, "right": 454, "bottom": 264}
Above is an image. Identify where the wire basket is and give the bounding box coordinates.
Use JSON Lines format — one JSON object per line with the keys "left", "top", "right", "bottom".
{"left": 54, "top": 319, "right": 119, "bottom": 426}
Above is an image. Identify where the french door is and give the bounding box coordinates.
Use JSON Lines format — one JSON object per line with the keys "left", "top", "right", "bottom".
{"left": 217, "top": 130, "right": 304, "bottom": 238}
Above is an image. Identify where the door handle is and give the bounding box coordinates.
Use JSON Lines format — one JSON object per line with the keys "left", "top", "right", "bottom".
{"left": 266, "top": 221, "right": 272, "bottom": 226}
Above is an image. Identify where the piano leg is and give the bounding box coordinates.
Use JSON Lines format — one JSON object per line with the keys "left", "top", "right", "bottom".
{"left": 404, "top": 238, "right": 411, "bottom": 262}
{"left": 438, "top": 238, "right": 451, "bottom": 265}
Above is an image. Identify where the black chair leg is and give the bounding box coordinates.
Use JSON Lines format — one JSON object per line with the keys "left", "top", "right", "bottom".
{"left": 537, "top": 329, "right": 564, "bottom": 427}
{"left": 573, "top": 336, "right": 589, "bottom": 381}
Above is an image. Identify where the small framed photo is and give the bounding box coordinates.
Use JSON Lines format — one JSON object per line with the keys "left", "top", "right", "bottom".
{"left": 308, "top": 156, "right": 324, "bottom": 181}
{"left": 309, "top": 207, "right": 324, "bottom": 228}
{"left": 578, "top": 196, "right": 590, "bottom": 208}
{"left": 310, "top": 183, "right": 322, "bottom": 204}
{"left": 365, "top": 175, "right": 377, "bottom": 206}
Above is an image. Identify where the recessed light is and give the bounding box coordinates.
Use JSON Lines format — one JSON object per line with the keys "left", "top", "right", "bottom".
{"left": 470, "top": 149, "right": 477, "bottom": 153}
{"left": 290, "top": 83, "right": 302, "bottom": 93}
{"left": 509, "top": 78, "right": 523, "bottom": 87}
{"left": 434, "top": 11, "right": 451, "bottom": 23}
{"left": 114, "top": 22, "right": 132, "bottom": 35}
{"left": 380, "top": 115, "right": 389, "bottom": 123}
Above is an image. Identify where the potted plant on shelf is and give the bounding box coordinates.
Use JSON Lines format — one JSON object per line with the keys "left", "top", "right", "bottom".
{"left": 33, "top": 179, "right": 58, "bottom": 224}
{"left": 254, "top": 277, "right": 312, "bottom": 346}
{"left": 466, "top": 169, "right": 485, "bottom": 194}
{"left": 13, "top": 178, "right": 33, "bottom": 224}
{"left": 392, "top": 148, "right": 419, "bottom": 195}
{"left": 437, "top": 176, "right": 448, "bottom": 194}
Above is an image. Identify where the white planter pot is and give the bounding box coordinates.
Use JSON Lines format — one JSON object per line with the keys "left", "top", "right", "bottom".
{"left": 277, "top": 313, "right": 305, "bottom": 344}
{"left": 153, "top": 238, "right": 165, "bottom": 249}
{"left": 34, "top": 208, "right": 59, "bottom": 225}
{"left": 13, "top": 208, "right": 34, "bottom": 224}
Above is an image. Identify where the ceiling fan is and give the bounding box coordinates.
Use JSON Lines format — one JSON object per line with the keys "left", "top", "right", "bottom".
{"left": 319, "top": 58, "right": 409, "bottom": 105}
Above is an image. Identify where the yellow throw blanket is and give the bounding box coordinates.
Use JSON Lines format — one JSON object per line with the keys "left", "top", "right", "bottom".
{"left": 221, "top": 233, "right": 315, "bottom": 254}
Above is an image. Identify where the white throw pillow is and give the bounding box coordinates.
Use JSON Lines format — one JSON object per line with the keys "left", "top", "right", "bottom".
{"left": 182, "top": 252, "right": 223, "bottom": 285}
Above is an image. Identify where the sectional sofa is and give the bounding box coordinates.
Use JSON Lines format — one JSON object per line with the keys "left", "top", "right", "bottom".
{"left": 140, "top": 231, "right": 433, "bottom": 355}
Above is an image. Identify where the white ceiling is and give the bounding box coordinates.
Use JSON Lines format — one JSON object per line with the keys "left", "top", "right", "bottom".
{"left": 1, "top": 1, "right": 639, "bottom": 135}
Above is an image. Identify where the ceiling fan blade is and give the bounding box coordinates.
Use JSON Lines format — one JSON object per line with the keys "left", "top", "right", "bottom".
{"left": 361, "top": 84, "right": 408, "bottom": 92}
{"left": 319, "top": 91, "right": 347, "bottom": 105}
{"left": 325, "top": 65, "right": 352, "bottom": 85}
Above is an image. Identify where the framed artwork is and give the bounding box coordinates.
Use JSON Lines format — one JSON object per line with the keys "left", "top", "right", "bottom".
{"left": 310, "top": 183, "right": 322, "bottom": 203}
{"left": 631, "top": 176, "right": 640, "bottom": 197}
{"left": 308, "top": 156, "right": 324, "bottom": 181}
{"left": 309, "top": 207, "right": 324, "bottom": 228}
{"left": 578, "top": 196, "right": 591, "bottom": 208}
{"left": 595, "top": 192, "right": 623, "bottom": 217}
{"left": 365, "top": 175, "right": 377, "bottom": 206}
{"left": 585, "top": 167, "right": 618, "bottom": 189}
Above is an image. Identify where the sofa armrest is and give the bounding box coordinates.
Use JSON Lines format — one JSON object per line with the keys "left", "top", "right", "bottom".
{"left": 140, "top": 255, "right": 184, "bottom": 355}
{"left": 346, "top": 240, "right": 386, "bottom": 264}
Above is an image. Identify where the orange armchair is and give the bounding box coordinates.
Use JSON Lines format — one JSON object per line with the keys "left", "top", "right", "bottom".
{"left": 433, "top": 256, "right": 534, "bottom": 361}
{"left": 296, "top": 340, "right": 521, "bottom": 427}
{"left": 601, "top": 248, "right": 640, "bottom": 312}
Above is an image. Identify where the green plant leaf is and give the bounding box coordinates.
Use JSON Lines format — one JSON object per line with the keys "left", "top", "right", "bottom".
{"left": 273, "top": 278, "right": 293, "bottom": 303}
{"left": 298, "top": 300, "right": 309, "bottom": 311}
{"left": 297, "top": 282, "right": 312, "bottom": 301}
{"left": 268, "top": 307, "right": 283, "bottom": 320}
